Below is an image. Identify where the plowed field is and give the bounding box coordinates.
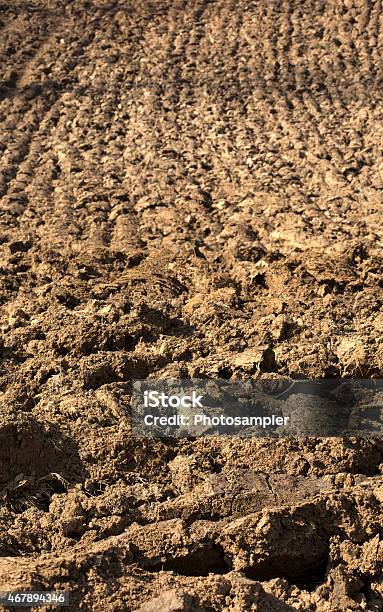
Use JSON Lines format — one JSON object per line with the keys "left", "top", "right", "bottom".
{"left": 1, "top": 1, "right": 383, "bottom": 610}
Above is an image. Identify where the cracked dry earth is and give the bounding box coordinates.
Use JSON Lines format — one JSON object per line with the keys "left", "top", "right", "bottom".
{"left": 0, "top": 0, "right": 383, "bottom": 610}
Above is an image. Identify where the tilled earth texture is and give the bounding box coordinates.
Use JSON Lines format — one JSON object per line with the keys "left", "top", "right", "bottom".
{"left": 0, "top": 0, "right": 383, "bottom": 610}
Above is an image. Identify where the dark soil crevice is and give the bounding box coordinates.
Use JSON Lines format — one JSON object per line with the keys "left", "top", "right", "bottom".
{"left": 244, "top": 547, "right": 330, "bottom": 587}
{"left": 144, "top": 544, "right": 231, "bottom": 577}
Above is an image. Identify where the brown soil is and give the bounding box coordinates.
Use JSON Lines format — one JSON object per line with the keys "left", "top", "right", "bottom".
{"left": 1, "top": 0, "right": 383, "bottom": 610}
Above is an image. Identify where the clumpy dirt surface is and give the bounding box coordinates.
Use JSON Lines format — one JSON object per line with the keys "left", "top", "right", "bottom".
{"left": 0, "top": 0, "right": 383, "bottom": 610}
